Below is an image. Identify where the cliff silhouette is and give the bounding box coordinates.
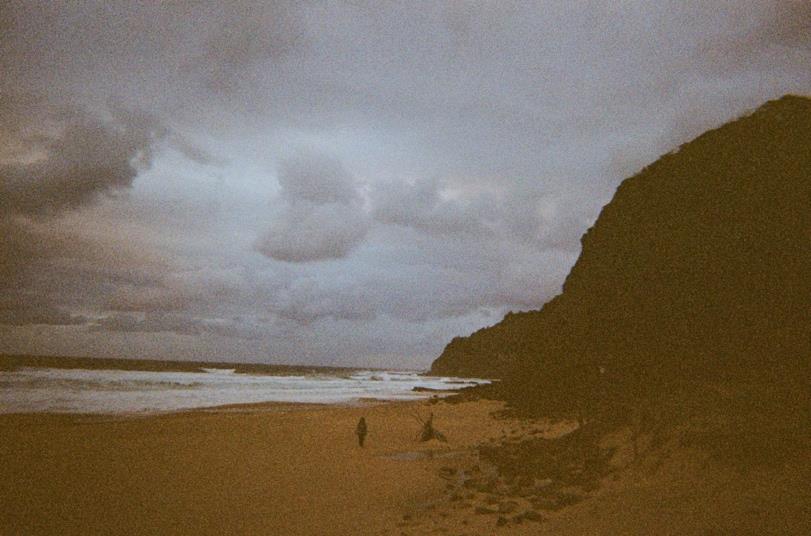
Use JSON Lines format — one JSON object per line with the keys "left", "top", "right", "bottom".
{"left": 431, "top": 95, "right": 810, "bottom": 426}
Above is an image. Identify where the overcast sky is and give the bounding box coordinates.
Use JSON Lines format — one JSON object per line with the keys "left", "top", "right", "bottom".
{"left": 1, "top": 1, "right": 808, "bottom": 368}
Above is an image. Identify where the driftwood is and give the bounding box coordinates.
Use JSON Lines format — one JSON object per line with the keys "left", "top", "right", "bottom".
{"left": 412, "top": 411, "right": 448, "bottom": 443}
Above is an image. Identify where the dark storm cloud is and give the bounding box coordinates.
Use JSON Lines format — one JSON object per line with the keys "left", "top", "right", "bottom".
{"left": 0, "top": 98, "right": 165, "bottom": 216}
{"left": 0, "top": 96, "right": 172, "bottom": 327}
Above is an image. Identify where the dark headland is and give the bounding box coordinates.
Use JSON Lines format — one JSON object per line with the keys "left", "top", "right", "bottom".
{"left": 432, "top": 94, "right": 809, "bottom": 406}
{"left": 427, "top": 95, "right": 810, "bottom": 531}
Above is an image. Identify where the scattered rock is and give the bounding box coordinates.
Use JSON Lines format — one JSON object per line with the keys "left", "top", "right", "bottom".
{"left": 496, "top": 516, "right": 508, "bottom": 527}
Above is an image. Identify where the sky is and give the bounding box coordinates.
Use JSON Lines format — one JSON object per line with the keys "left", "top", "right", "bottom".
{"left": 1, "top": 1, "right": 809, "bottom": 369}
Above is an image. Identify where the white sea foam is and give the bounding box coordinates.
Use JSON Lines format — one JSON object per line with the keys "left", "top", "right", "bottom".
{"left": 0, "top": 367, "right": 489, "bottom": 414}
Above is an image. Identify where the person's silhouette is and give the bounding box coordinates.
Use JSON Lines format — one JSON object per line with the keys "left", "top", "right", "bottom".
{"left": 356, "top": 417, "right": 368, "bottom": 447}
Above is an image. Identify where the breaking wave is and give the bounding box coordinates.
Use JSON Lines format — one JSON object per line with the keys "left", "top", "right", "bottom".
{"left": 0, "top": 366, "right": 489, "bottom": 414}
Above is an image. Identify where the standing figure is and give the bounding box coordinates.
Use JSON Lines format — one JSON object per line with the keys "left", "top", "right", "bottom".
{"left": 356, "top": 416, "right": 368, "bottom": 447}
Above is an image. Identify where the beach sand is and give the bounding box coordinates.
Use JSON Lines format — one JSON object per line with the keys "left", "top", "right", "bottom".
{"left": 2, "top": 399, "right": 808, "bottom": 535}
{"left": 0, "top": 399, "right": 507, "bottom": 535}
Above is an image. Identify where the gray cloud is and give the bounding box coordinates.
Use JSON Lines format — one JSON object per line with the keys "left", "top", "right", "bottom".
{"left": 703, "top": 1, "right": 811, "bottom": 67}
{"left": 0, "top": 217, "right": 173, "bottom": 329}
{"left": 256, "top": 150, "right": 370, "bottom": 263}
{"left": 94, "top": 312, "right": 263, "bottom": 340}
{"left": 0, "top": 302, "right": 87, "bottom": 327}
{"left": 103, "top": 268, "right": 246, "bottom": 314}
{"left": 270, "top": 276, "right": 377, "bottom": 325}
{"left": 256, "top": 202, "right": 370, "bottom": 263}
{"left": 372, "top": 176, "right": 495, "bottom": 237}
{"left": 277, "top": 151, "right": 361, "bottom": 205}
{"left": 195, "top": 2, "right": 306, "bottom": 94}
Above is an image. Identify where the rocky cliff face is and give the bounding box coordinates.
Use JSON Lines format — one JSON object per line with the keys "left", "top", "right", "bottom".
{"left": 430, "top": 96, "right": 810, "bottom": 412}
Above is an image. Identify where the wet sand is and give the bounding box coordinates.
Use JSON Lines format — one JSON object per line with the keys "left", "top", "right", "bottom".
{"left": 2, "top": 399, "right": 808, "bottom": 535}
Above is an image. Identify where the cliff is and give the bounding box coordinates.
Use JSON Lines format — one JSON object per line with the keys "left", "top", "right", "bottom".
{"left": 431, "top": 95, "right": 810, "bottom": 416}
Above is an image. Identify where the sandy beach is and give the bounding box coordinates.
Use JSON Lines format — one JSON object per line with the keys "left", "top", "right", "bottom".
{"left": 2, "top": 398, "right": 808, "bottom": 535}
{"left": 0, "top": 399, "right": 505, "bottom": 535}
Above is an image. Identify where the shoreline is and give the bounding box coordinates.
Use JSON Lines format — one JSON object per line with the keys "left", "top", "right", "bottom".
{"left": 0, "top": 394, "right": 456, "bottom": 419}
{"left": 1, "top": 363, "right": 484, "bottom": 415}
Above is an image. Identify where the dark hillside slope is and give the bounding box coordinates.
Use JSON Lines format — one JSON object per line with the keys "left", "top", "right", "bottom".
{"left": 431, "top": 95, "right": 810, "bottom": 420}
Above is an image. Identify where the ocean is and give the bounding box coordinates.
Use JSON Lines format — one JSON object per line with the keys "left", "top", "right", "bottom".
{"left": 0, "top": 365, "right": 489, "bottom": 414}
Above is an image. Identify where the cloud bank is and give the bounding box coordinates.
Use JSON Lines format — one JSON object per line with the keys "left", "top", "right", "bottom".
{"left": 0, "top": 1, "right": 808, "bottom": 368}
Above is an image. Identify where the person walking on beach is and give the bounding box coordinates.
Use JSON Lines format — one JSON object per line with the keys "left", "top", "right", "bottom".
{"left": 356, "top": 417, "right": 368, "bottom": 447}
